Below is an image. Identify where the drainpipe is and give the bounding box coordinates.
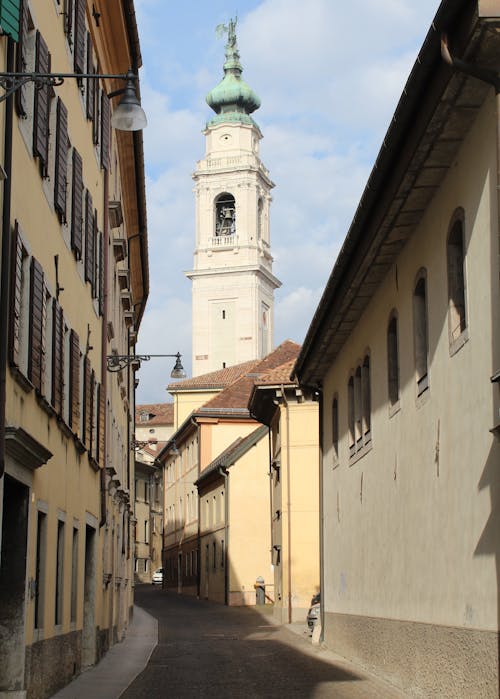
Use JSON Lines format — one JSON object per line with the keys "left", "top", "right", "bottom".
{"left": 217, "top": 466, "right": 229, "bottom": 605}
{"left": 100, "top": 169, "right": 109, "bottom": 528}
{"left": 317, "top": 388, "right": 325, "bottom": 642}
{"left": 280, "top": 384, "right": 292, "bottom": 624}
{"left": 0, "top": 38, "right": 15, "bottom": 480}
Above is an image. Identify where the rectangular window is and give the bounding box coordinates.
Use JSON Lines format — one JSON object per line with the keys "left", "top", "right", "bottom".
{"left": 9, "top": 222, "right": 30, "bottom": 375}
{"left": 70, "top": 527, "right": 78, "bottom": 623}
{"left": 35, "top": 510, "right": 47, "bottom": 630}
{"left": 221, "top": 540, "right": 225, "bottom": 568}
{"left": 332, "top": 397, "right": 339, "bottom": 461}
{"left": 55, "top": 519, "right": 65, "bottom": 626}
{"left": 71, "top": 149, "right": 83, "bottom": 260}
{"left": 33, "top": 30, "right": 51, "bottom": 177}
{"left": 54, "top": 98, "right": 68, "bottom": 222}
{"left": 414, "top": 274, "right": 429, "bottom": 395}
{"left": 28, "top": 257, "right": 46, "bottom": 393}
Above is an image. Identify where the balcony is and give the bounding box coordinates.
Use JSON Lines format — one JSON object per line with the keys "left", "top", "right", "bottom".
{"left": 210, "top": 234, "right": 239, "bottom": 249}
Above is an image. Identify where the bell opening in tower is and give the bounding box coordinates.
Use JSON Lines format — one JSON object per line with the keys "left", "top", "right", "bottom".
{"left": 215, "top": 193, "right": 236, "bottom": 236}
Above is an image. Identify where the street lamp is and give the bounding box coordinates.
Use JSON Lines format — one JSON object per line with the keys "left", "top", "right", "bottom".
{"left": 0, "top": 68, "right": 147, "bottom": 131}
{"left": 106, "top": 352, "right": 187, "bottom": 379}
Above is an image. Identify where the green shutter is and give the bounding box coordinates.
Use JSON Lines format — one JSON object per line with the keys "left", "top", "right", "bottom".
{"left": 0, "top": 0, "right": 21, "bottom": 42}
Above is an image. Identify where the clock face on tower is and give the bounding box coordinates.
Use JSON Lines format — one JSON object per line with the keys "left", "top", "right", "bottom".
{"left": 220, "top": 133, "right": 232, "bottom": 144}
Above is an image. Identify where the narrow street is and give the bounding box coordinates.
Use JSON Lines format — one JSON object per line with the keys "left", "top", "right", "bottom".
{"left": 121, "top": 586, "right": 406, "bottom": 699}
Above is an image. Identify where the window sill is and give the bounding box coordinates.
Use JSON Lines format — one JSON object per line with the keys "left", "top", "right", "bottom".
{"left": 349, "top": 441, "right": 372, "bottom": 467}
{"left": 388, "top": 400, "right": 401, "bottom": 418}
{"left": 449, "top": 328, "right": 469, "bottom": 357}
{"left": 416, "top": 386, "right": 430, "bottom": 408}
{"left": 10, "top": 365, "right": 34, "bottom": 394}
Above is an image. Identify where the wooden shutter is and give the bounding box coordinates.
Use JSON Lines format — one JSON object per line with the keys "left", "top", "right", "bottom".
{"left": 89, "top": 369, "right": 95, "bottom": 455}
{"left": 52, "top": 300, "right": 64, "bottom": 415}
{"left": 69, "top": 329, "right": 80, "bottom": 432}
{"left": 84, "top": 189, "right": 94, "bottom": 284}
{"left": 83, "top": 355, "right": 92, "bottom": 447}
{"left": 33, "top": 31, "right": 51, "bottom": 176}
{"left": 71, "top": 148, "right": 83, "bottom": 259}
{"left": 73, "top": 0, "right": 85, "bottom": 74}
{"left": 100, "top": 92, "right": 110, "bottom": 170}
{"left": 54, "top": 98, "right": 69, "bottom": 222}
{"left": 98, "top": 231, "right": 104, "bottom": 316}
{"left": 93, "top": 85, "right": 100, "bottom": 146}
{"left": 15, "top": 0, "right": 29, "bottom": 117}
{"left": 96, "top": 382, "right": 105, "bottom": 466}
{"left": 64, "top": 0, "right": 73, "bottom": 38}
{"left": 92, "top": 210, "right": 98, "bottom": 298}
{"left": 9, "top": 221, "right": 24, "bottom": 367}
{"left": 28, "top": 257, "right": 45, "bottom": 392}
{"left": 86, "top": 32, "right": 95, "bottom": 120}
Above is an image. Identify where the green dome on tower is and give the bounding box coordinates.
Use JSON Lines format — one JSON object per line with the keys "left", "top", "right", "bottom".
{"left": 206, "top": 18, "right": 261, "bottom": 127}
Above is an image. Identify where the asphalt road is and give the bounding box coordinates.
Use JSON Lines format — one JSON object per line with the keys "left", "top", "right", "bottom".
{"left": 121, "top": 586, "right": 406, "bottom": 699}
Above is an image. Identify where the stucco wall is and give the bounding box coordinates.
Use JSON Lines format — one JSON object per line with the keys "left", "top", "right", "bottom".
{"left": 320, "top": 92, "right": 499, "bottom": 693}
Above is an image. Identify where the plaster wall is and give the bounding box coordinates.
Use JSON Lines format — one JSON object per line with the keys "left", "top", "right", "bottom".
{"left": 319, "top": 93, "right": 500, "bottom": 693}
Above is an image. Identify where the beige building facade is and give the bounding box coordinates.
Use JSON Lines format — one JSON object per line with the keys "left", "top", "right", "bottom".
{"left": 196, "top": 426, "right": 270, "bottom": 606}
{"left": 294, "top": 2, "right": 500, "bottom": 696}
{"left": 187, "top": 21, "right": 280, "bottom": 377}
{"left": 249, "top": 359, "right": 320, "bottom": 623}
{"left": 0, "top": 2, "right": 148, "bottom": 697}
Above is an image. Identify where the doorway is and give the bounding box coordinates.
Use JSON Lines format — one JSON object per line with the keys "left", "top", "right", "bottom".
{"left": 82, "top": 524, "right": 96, "bottom": 668}
{"left": 0, "top": 475, "right": 29, "bottom": 692}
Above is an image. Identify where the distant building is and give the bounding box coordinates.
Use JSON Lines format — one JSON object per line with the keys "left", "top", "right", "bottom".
{"left": 294, "top": 2, "right": 500, "bottom": 696}
{"left": 133, "top": 404, "right": 173, "bottom": 582}
{"left": 159, "top": 341, "right": 300, "bottom": 601}
{"left": 187, "top": 19, "right": 280, "bottom": 376}
{"left": 0, "top": 1, "right": 148, "bottom": 697}
{"left": 249, "top": 359, "right": 320, "bottom": 623}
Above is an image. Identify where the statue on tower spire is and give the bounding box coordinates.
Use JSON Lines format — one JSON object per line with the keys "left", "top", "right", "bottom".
{"left": 207, "top": 16, "right": 261, "bottom": 126}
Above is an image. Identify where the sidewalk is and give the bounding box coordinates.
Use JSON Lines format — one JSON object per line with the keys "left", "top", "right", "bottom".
{"left": 50, "top": 605, "right": 158, "bottom": 699}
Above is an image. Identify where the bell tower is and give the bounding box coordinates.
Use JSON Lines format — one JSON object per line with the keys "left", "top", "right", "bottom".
{"left": 187, "top": 19, "right": 281, "bottom": 376}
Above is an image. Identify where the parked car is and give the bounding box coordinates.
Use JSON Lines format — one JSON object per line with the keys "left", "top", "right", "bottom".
{"left": 152, "top": 567, "right": 163, "bottom": 585}
{"left": 307, "top": 592, "right": 320, "bottom": 632}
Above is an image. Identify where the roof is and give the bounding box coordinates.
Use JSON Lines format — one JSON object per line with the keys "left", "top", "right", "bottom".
{"left": 198, "top": 341, "right": 300, "bottom": 416}
{"left": 195, "top": 425, "right": 268, "bottom": 486}
{"left": 253, "top": 359, "right": 298, "bottom": 387}
{"left": 167, "top": 359, "right": 260, "bottom": 393}
{"left": 135, "top": 403, "right": 174, "bottom": 426}
{"left": 294, "top": 0, "right": 497, "bottom": 386}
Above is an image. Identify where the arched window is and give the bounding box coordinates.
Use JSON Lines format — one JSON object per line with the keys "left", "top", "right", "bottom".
{"left": 257, "top": 197, "right": 263, "bottom": 240}
{"left": 347, "top": 376, "right": 355, "bottom": 457}
{"left": 387, "top": 313, "right": 399, "bottom": 407}
{"left": 332, "top": 395, "right": 339, "bottom": 461}
{"left": 447, "top": 210, "right": 467, "bottom": 343}
{"left": 215, "top": 192, "right": 235, "bottom": 236}
{"left": 413, "top": 271, "right": 429, "bottom": 395}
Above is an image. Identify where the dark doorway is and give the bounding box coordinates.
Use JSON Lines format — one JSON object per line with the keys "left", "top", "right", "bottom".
{"left": 0, "top": 475, "right": 29, "bottom": 692}
{"left": 82, "top": 524, "right": 96, "bottom": 668}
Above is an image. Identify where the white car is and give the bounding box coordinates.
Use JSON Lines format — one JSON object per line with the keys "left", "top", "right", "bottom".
{"left": 151, "top": 567, "right": 163, "bottom": 585}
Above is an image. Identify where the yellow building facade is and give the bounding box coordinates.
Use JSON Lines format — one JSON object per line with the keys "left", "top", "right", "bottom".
{"left": 0, "top": 2, "right": 148, "bottom": 697}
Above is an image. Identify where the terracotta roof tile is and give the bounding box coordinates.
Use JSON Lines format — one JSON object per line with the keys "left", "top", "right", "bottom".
{"left": 135, "top": 403, "right": 174, "bottom": 425}
{"left": 198, "top": 341, "right": 301, "bottom": 414}
{"left": 167, "top": 359, "right": 260, "bottom": 392}
{"left": 254, "top": 359, "right": 297, "bottom": 386}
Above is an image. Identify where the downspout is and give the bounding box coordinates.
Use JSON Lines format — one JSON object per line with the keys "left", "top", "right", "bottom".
{"left": 281, "top": 384, "right": 292, "bottom": 625}
{"left": 217, "top": 466, "right": 229, "bottom": 605}
{"left": 317, "top": 388, "right": 325, "bottom": 642}
{"left": 0, "top": 38, "right": 15, "bottom": 480}
{"left": 267, "top": 425, "right": 273, "bottom": 565}
{"left": 100, "top": 168, "right": 109, "bottom": 528}
{"left": 192, "top": 416, "right": 201, "bottom": 599}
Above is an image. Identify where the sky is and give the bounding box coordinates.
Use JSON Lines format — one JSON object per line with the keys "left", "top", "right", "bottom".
{"left": 134, "top": 0, "right": 440, "bottom": 404}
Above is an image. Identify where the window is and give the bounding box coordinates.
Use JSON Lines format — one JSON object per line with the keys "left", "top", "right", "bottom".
{"left": 55, "top": 519, "right": 65, "bottom": 626}
{"left": 213, "top": 541, "right": 216, "bottom": 570}
{"left": 9, "top": 223, "right": 30, "bottom": 376}
{"left": 71, "top": 149, "right": 83, "bottom": 260}
{"left": 387, "top": 313, "right": 399, "bottom": 407}
{"left": 70, "top": 527, "right": 78, "bottom": 623}
{"left": 347, "top": 377, "right": 355, "bottom": 457}
{"left": 447, "top": 210, "right": 467, "bottom": 345}
{"left": 35, "top": 509, "right": 47, "bottom": 630}
{"left": 332, "top": 396, "right": 339, "bottom": 462}
{"left": 221, "top": 540, "right": 225, "bottom": 568}
{"left": 348, "top": 354, "right": 372, "bottom": 458}
{"left": 215, "top": 192, "right": 236, "bottom": 236}
{"left": 54, "top": 98, "right": 69, "bottom": 222}
{"left": 413, "top": 271, "right": 429, "bottom": 395}
{"left": 33, "top": 30, "right": 52, "bottom": 177}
